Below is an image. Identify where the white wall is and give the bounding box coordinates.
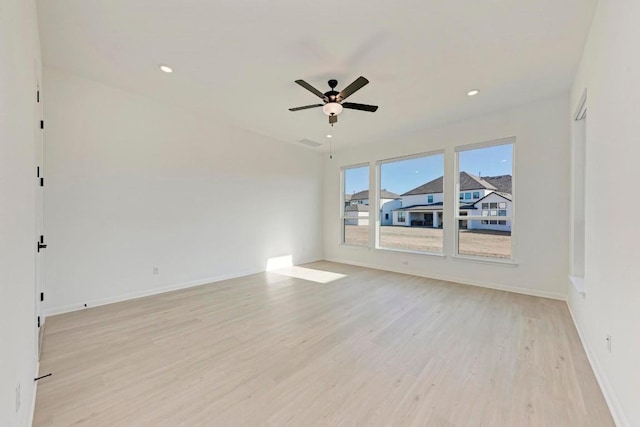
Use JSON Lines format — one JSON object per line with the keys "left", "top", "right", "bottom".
{"left": 324, "top": 95, "right": 570, "bottom": 299}
{"left": 0, "top": 0, "right": 42, "bottom": 425}
{"left": 43, "top": 68, "right": 324, "bottom": 314}
{"left": 402, "top": 193, "right": 444, "bottom": 207}
{"left": 380, "top": 199, "right": 401, "bottom": 225}
{"left": 568, "top": 1, "right": 640, "bottom": 425}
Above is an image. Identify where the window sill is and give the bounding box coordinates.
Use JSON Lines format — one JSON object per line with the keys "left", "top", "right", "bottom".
{"left": 375, "top": 247, "right": 446, "bottom": 258}
{"left": 340, "top": 243, "right": 370, "bottom": 250}
{"left": 569, "top": 275, "right": 586, "bottom": 296}
{"left": 451, "top": 255, "right": 518, "bottom": 267}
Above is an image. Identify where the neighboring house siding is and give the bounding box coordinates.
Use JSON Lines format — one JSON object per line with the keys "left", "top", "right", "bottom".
{"left": 392, "top": 211, "right": 407, "bottom": 226}
{"left": 345, "top": 211, "right": 369, "bottom": 226}
{"left": 466, "top": 192, "right": 512, "bottom": 232}
{"left": 402, "top": 193, "right": 444, "bottom": 207}
{"left": 381, "top": 199, "right": 402, "bottom": 225}
{"left": 458, "top": 189, "right": 492, "bottom": 204}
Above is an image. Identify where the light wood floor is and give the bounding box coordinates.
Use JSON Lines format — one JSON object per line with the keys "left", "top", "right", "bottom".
{"left": 34, "top": 261, "right": 612, "bottom": 426}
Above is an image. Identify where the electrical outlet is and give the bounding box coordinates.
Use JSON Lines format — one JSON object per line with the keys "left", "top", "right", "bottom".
{"left": 606, "top": 334, "right": 612, "bottom": 352}
{"left": 153, "top": 267, "right": 159, "bottom": 275}
{"left": 15, "top": 383, "right": 21, "bottom": 412}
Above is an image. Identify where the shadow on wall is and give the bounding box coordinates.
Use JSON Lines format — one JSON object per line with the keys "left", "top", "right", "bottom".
{"left": 266, "top": 255, "right": 347, "bottom": 284}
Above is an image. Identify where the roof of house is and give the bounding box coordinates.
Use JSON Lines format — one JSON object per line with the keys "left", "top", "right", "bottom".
{"left": 402, "top": 176, "right": 444, "bottom": 196}
{"left": 482, "top": 175, "right": 512, "bottom": 194}
{"left": 395, "top": 202, "right": 443, "bottom": 211}
{"left": 474, "top": 191, "right": 512, "bottom": 205}
{"left": 344, "top": 194, "right": 352, "bottom": 202}
{"left": 345, "top": 204, "right": 369, "bottom": 212}
{"left": 350, "top": 189, "right": 401, "bottom": 200}
{"left": 402, "top": 172, "right": 504, "bottom": 196}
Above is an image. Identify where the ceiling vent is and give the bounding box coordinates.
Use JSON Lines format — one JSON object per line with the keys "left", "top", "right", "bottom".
{"left": 297, "top": 138, "right": 323, "bottom": 148}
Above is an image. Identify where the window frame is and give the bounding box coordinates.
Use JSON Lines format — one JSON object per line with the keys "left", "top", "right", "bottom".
{"left": 341, "top": 163, "right": 371, "bottom": 247}
{"left": 375, "top": 149, "right": 445, "bottom": 255}
{"left": 454, "top": 137, "right": 516, "bottom": 262}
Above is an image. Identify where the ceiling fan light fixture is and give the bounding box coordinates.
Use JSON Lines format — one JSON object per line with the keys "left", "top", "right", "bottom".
{"left": 322, "top": 102, "right": 343, "bottom": 116}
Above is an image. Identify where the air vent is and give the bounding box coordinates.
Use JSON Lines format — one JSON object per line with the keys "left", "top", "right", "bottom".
{"left": 297, "top": 138, "right": 323, "bottom": 148}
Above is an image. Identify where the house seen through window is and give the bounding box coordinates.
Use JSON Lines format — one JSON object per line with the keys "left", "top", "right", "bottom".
{"left": 378, "top": 152, "right": 444, "bottom": 253}
{"left": 456, "top": 141, "right": 514, "bottom": 259}
{"left": 343, "top": 165, "right": 369, "bottom": 246}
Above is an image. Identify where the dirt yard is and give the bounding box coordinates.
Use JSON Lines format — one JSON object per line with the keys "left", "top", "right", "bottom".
{"left": 345, "top": 225, "right": 511, "bottom": 259}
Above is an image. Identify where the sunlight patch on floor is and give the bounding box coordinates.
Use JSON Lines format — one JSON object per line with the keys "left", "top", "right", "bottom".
{"left": 271, "top": 266, "right": 347, "bottom": 284}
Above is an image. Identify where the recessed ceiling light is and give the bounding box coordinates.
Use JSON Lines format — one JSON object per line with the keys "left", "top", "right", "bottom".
{"left": 326, "top": 134, "right": 333, "bottom": 138}
{"left": 467, "top": 90, "right": 479, "bottom": 96}
{"left": 159, "top": 65, "right": 173, "bottom": 73}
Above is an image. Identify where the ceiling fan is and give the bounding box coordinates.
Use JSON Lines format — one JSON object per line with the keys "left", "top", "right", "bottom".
{"left": 289, "top": 76, "right": 378, "bottom": 125}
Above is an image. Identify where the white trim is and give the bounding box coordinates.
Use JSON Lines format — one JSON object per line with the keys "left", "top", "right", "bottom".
{"left": 375, "top": 148, "right": 445, "bottom": 166}
{"left": 574, "top": 88, "right": 587, "bottom": 121}
{"left": 341, "top": 163, "right": 371, "bottom": 246}
{"left": 569, "top": 275, "right": 586, "bottom": 296}
{"left": 454, "top": 138, "right": 516, "bottom": 261}
{"left": 375, "top": 246, "right": 446, "bottom": 257}
{"left": 566, "top": 303, "right": 629, "bottom": 427}
{"left": 28, "top": 362, "right": 39, "bottom": 427}
{"left": 339, "top": 242, "right": 370, "bottom": 250}
{"left": 326, "top": 257, "right": 565, "bottom": 300}
{"left": 451, "top": 254, "right": 518, "bottom": 267}
{"left": 44, "top": 258, "right": 323, "bottom": 316}
{"left": 44, "top": 270, "right": 260, "bottom": 316}
{"left": 454, "top": 136, "right": 516, "bottom": 152}
{"left": 375, "top": 151, "right": 446, "bottom": 252}
{"left": 340, "top": 162, "right": 369, "bottom": 171}
{"left": 455, "top": 216, "right": 512, "bottom": 220}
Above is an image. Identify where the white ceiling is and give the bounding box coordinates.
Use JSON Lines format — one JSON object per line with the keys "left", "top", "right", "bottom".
{"left": 37, "top": 0, "right": 597, "bottom": 151}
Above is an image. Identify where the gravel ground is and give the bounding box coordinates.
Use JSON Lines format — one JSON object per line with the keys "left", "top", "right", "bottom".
{"left": 344, "top": 225, "right": 511, "bottom": 259}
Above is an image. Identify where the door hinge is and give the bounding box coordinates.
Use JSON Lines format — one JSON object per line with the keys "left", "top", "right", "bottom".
{"left": 40, "top": 177, "right": 44, "bottom": 187}
{"left": 40, "top": 120, "right": 44, "bottom": 129}
{"left": 37, "top": 316, "right": 41, "bottom": 328}
{"left": 37, "top": 166, "right": 40, "bottom": 177}
{"left": 40, "top": 292, "right": 44, "bottom": 302}
{"left": 37, "top": 236, "right": 47, "bottom": 253}
{"left": 37, "top": 90, "right": 40, "bottom": 103}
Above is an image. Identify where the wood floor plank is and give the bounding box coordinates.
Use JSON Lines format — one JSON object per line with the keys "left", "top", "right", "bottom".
{"left": 34, "top": 261, "right": 613, "bottom": 426}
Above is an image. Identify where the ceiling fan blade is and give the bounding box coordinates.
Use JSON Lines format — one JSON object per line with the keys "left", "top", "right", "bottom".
{"left": 295, "top": 80, "right": 326, "bottom": 98}
{"left": 338, "top": 76, "right": 369, "bottom": 100}
{"left": 329, "top": 115, "right": 338, "bottom": 124}
{"left": 289, "top": 104, "right": 323, "bottom": 111}
{"left": 342, "top": 102, "right": 378, "bottom": 112}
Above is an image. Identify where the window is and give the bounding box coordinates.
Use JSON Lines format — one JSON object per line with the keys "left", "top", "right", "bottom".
{"left": 464, "top": 192, "right": 471, "bottom": 200}
{"left": 342, "top": 165, "right": 369, "bottom": 246}
{"left": 456, "top": 140, "right": 514, "bottom": 260}
{"left": 571, "top": 95, "right": 586, "bottom": 281}
{"left": 459, "top": 193, "right": 464, "bottom": 200}
{"left": 385, "top": 213, "right": 389, "bottom": 220}
{"left": 378, "top": 152, "right": 444, "bottom": 253}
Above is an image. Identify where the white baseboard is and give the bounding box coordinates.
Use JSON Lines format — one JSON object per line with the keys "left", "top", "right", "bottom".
{"left": 27, "top": 361, "right": 39, "bottom": 427}
{"left": 44, "top": 256, "right": 323, "bottom": 317}
{"left": 325, "top": 257, "right": 567, "bottom": 300}
{"left": 44, "top": 270, "right": 260, "bottom": 316}
{"left": 567, "top": 303, "right": 629, "bottom": 427}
